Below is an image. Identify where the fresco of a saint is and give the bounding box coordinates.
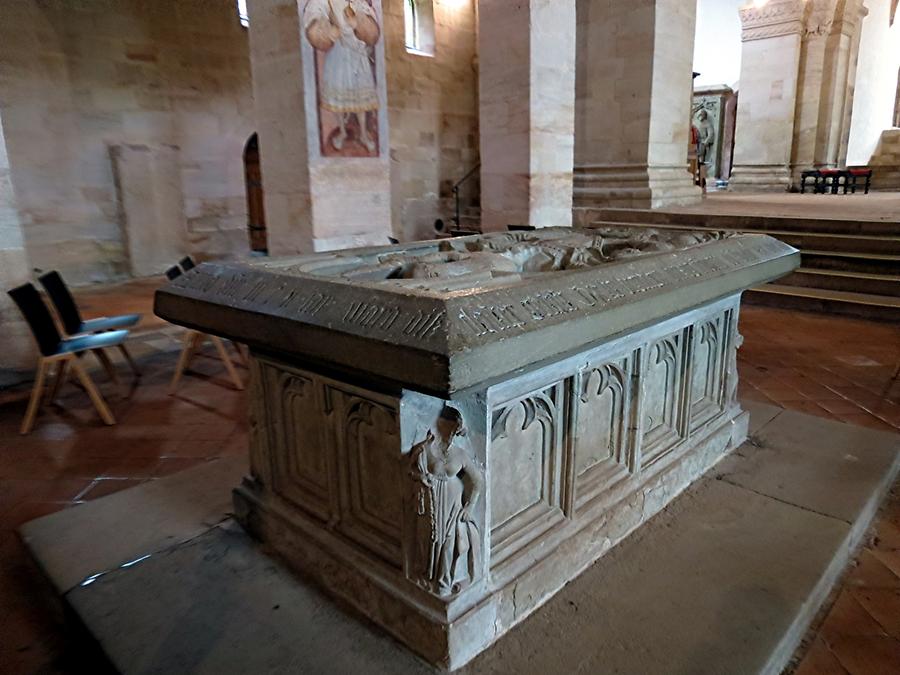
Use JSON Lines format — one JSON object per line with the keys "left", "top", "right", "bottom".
{"left": 304, "top": 0, "right": 381, "bottom": 157}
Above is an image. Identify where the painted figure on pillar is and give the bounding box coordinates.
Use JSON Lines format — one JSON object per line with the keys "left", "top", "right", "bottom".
{"left": 410, "top": 406, "right": 484, "bottom": 597}
{"left": 304, "top": 0, "right": 381, "bottom": 157}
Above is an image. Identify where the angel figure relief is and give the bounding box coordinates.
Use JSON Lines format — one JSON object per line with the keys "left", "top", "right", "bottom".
{"left": 410, "top": 407, "right": 484, "bottom": 597}
{"left": 304, "top": 0, "right": 381, "bottom": 156}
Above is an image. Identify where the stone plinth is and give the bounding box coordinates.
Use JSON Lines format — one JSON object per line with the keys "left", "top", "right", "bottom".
{"left": 110, "top": 144, "right": 188, "bottom": 278}
{"left": 573, "top": 0, "right": 701, "bottom": 214}
{"left": 155, "top": 228, "right": 799, "bottom": 669}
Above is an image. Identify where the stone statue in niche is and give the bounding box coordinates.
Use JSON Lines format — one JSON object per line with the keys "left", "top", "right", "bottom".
{"left": 696, "top": 110, "right": 716, "bottom": 165}
{"left": 410, "top": 407, "right": 484, "bottom": 597}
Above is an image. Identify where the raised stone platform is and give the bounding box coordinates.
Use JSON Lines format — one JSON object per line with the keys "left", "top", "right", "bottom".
{"left": 19, "top": 404, "right": 900, "bottom": 674}
{"left": 152, "top": 227, "right": 798, "bottom": 667}
{"left": 588, "top": 199, "right": 900, "bottom": 321}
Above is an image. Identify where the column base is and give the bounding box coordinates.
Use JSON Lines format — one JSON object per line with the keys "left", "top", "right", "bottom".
{"left": 728, "top": 166, "right": 792, "bottom": 193}
{"left": 572, "top": 164, "right": 701, "bottom": 214}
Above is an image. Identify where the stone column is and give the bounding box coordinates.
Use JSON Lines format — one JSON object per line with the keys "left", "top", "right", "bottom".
{"left": 478, "top": 0, "right": 576, "bottom": 231}
{"left": 572, "top": 0, "right": 701, "bottom": 217}
{"left": 730, "top": 0, "right": 807, "bottom": 192}
{"left": 0, "top": 113, "right": 34, "bottom": 376}
{"left": 790, "top": 0, "right": 867, "bottom": 182}
{"left": 247, "top": 0, "right": 391, "bottom": 254}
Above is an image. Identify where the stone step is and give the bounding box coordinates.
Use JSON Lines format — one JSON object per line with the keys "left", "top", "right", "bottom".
{"left": 591, "top": 219, "right": 900, "bottom": 255}
{"left": 778, "top": 268, "right": 900, "bottom": 297}
{"left": 802, "top": 249, "right": 900, "bottom": 276}
{"left": 593, "top": 209, "right": 900, "bottom": 235}
{"left": 18, "top": 407, "right": 900, "bottom": 675}
{"left": 746, "top": 284, "right": 900, "bottom": 321}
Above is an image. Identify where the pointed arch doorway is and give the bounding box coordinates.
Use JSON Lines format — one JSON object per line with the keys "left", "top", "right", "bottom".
{"left": 244, "top": 133, "right": 268, "bottom": 254}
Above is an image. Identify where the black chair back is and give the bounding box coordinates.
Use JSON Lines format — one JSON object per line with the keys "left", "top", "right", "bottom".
{"left": 165, "top": 265, "right": 182, "bottom": 281}
{"left": 38, "top": 271, "right": 83, "bottom": 335}
{"left": 7, "top": 283, "right": 62, "bottom": 357}
{"left": 179, "top": 256, "right": 196, "bottom": 271}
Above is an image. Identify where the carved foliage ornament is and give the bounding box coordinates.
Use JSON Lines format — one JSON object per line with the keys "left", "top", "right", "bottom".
{"left": 739, "top": 0, "right": 807, "bottom": 41}
{"left": 409, "top": 407, "right": 484, "bottom": 597}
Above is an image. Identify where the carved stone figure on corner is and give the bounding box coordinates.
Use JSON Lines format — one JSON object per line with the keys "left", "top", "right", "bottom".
{"left": 410, "top": 406, "right": 484, "bottom": 597}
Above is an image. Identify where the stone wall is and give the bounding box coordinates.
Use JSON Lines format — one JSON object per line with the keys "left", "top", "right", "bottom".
{"left": 846, "top": 0, "right": 900, "bottom": 165}
{"left": 0, "top": 0, "right": 255, "bottom": 284}
{"left": 0, "top": 113, "right": 34, "bottom": 375}
{"left": 383, "top": 0, "right": 479, "bottom": 241}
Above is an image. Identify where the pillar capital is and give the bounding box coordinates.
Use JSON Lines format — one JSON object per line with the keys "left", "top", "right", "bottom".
{"left": 739, "top": 0, "right": 807, "bottom": 42}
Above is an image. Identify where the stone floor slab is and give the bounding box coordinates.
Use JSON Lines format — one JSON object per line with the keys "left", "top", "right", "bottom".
{"left": 22, "top": 410, "right": 900, "bottom": 675}
{"left": 20, "top": 455, "right": 246, "bottom": 593}
{"left": 718, "top": 411, "right": 900, "bottom": 525}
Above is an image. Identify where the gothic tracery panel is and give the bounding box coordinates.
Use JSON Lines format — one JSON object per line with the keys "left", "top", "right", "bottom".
{"left": 641, "top": 330, "right": 689, "bottom": 468}
{"left": 489, "top": 384, "right": 568, "bottom": 566}
{"left": 267, "top": 366, "right": 335, "bottom": 522}
{"left": 336, "top": 391, "right": 403, "bottom": 567}
{"left": 572, "top": 354, "right": 637, "bottom": 507}
{"left": 690, "top": 311, "right": 731, "bottom": 429}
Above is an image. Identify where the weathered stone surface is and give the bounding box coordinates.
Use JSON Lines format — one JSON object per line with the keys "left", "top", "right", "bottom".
{"left": 111, "top": 144, "right": 189, "bottom": 277}
{"left": 155, "top": 227, "right": 798, "bottom": 396}
{"left": 20, "top": 456, "right": 246, "bottom": 594}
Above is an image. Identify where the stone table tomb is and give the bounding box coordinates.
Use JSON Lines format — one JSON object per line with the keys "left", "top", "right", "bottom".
{"left": 154, "top": 227, "right": 799, "bottom": 669}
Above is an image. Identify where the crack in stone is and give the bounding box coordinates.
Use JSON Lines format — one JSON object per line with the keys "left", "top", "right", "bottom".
{"left": 716, "top": 476, "right": 849, "bottom": 524}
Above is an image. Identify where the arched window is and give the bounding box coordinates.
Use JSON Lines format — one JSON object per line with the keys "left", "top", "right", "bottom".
{"left": 404, "top": 0, "right": 435, "bottom": 56}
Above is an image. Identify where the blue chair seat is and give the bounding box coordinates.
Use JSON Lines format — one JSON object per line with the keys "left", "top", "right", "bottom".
{"left": 80, "top": 314, "right": 141, "bottom": 333}
{"left": 57, "top": 329, "right": 129, "bottom": 356}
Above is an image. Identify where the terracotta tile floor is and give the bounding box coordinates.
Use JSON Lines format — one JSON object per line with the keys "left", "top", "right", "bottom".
{"left": 0, "top": 298, "right": 898, "bottom": 673}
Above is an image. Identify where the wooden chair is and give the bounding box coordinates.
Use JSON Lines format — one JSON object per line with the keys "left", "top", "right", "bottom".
{"left": 38, "top": 271, "right": 141, "bottom": 379}
{"left": 8, "top": 283, "right": 125, "bottom": 434}
{"left": 165, "top": 264, "right": 244, "bottom": 394}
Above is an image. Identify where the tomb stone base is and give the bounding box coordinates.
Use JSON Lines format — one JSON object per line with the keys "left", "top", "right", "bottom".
{"left": 235, "top": 294, "right": 747, "bottom": 670}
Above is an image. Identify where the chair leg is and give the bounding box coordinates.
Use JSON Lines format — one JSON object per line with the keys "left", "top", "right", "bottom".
{"left": 117, "top": 343, "right": 141, "bottom": 377}
{"left": 70, "top": 358, "right": 115, "bottom": 425}
{"left": 21, "top": 358, "right": 51, "bottom": 435}
{"left": 45, "top": 359, "right": 69, "bottom": 405}
{"left": 93, "top": 348, "right": 119, "bottom": 384}
{"left": 169, "top": 331, "right": 199, "bottom": 395}
{"left": 212, "top": 336, "right": 244, "bottom": 391}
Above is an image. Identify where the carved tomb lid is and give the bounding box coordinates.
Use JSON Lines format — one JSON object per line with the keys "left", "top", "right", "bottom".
{"left": 154, "top": 227, "right": 799, "bottom": 396}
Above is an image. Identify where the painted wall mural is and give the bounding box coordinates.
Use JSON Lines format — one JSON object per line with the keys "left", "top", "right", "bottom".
{"left": 303, "top": 0, "right": 381, "bottom": 158}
